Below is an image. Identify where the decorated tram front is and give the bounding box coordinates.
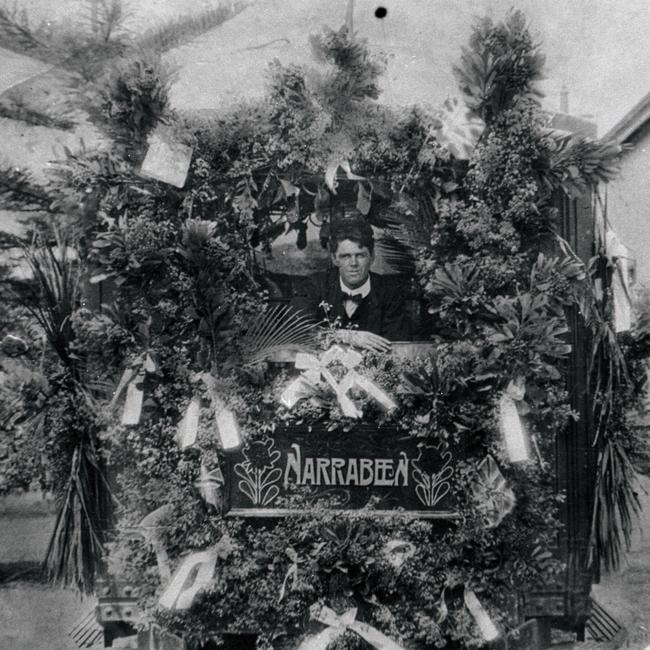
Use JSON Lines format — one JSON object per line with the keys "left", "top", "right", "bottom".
{"left": 5, "top": 8, "right": 636, "bottom": 650}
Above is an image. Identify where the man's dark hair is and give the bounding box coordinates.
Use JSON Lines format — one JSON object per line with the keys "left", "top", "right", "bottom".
{"left": 329, "top": 216, "right": 374, "bottom": 254}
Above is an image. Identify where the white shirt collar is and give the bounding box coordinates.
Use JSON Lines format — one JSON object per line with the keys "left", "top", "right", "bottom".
{"left": 340, "top": 275, "right": 371, "bottom": 298}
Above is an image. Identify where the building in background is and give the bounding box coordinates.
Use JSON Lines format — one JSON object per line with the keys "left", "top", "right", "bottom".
{"left": 603, "top": 92, "right": 650, "bottom": 287}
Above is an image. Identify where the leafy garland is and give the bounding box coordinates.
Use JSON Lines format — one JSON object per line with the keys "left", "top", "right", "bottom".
{"left": 0, "top": 10, "right": 642, "bottom": 650}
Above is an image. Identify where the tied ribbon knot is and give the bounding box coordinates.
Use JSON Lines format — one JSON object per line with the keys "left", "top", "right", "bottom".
{"left": 195, "top": 461, "right": 224, "bottom": 509}
{"left": 279, "top": 345, "right": 397, "bottom": 418}
{"left": 280, "top": 345, "right": 364, "bottom": 418}
{"left": 297, "top": 605, "right": 404, "bottom": 650}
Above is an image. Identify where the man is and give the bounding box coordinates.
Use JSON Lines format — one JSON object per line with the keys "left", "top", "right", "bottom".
{"left": 295, "top": 217, "right": 408, "bottom": 352}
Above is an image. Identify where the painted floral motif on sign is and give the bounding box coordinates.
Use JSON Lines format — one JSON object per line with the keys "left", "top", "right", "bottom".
{"left": 234, "top": 437, "right": 282, "bottom": 506}
{"left": 411, "top": 444, "right": 453, "bottom": 508}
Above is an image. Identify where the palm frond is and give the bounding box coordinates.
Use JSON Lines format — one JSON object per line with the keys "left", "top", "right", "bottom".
{"left": 45, "top": 444, "right": 113, "bottom": 593}
{"left": 588, "top": 438, "right": 641, "bottom": 571}
{"left": 138, "top": 2, "right": 248, "bottom": 54}
{"left": 13, "top": 231, "right": 81, "bottom": 370}
{"left": 239, "top": 304, "right": 318, "bottom": 366}
{"left": 541, "top": 132, "right": 623, "bottom": 196}
{"left": 0, "top": 161, "right": 54, "bottom": 212}
{"left": 568, "top": 234, "right": 641, "bottom": 572}
{"left": 0, "top": 7, "right": 46, "bottom": 53}
{"left": 373, "top": 192, "right": 438, "bottom": 274}
{"left": 0, "top": 95, "right": 76, "bottom": 131}
{"left": 374, "top": 231, "right": 417, "bottom": 275}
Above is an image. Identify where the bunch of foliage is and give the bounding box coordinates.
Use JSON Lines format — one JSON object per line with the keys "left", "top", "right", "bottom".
{"left": 0, "top": 290, "right": 47, "bottom": 493}
{"left": 0, "top": 0, "right": 247, "bottom": 225}
{"left": 1, "top": 7, "right": 638, "bottom": 649}
{"left": 0, "top": 0, "right": 246, "bottom": 80}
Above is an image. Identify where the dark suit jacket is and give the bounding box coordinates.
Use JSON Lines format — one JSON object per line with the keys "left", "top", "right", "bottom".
{"left": 292, "top": 271, "right": 409, "bottom": 341}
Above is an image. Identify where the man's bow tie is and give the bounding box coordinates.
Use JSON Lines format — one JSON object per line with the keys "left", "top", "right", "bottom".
{"left": 341, "top": 292, "right": 364, "bottom": 305}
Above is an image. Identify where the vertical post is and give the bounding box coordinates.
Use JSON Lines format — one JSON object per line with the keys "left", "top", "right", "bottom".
{"left": 346, "top": 0, "right": 354, "bottom": 35}
{"left": 89, "top": 0, "right": 99, "bottom": 36}
{"left": 558, "top": 190, "right": 597, "bottom": 627}
{"left": 523, "top": 190, "right": 597, "bottom": 631}
{"left": 560, "top": 85, "right": 569, "bottom": 114}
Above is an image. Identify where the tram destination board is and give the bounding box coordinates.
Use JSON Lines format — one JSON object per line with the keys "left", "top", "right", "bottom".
{"left": 223, "top": 425, "right": 459, "bottom": 518}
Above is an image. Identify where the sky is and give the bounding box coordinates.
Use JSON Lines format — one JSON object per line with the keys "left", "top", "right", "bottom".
{"left": 164, "top": 0, "right": 649, "bottom": 135}
{"left": 9, "top": 0, "right": 650, "bottom": 134}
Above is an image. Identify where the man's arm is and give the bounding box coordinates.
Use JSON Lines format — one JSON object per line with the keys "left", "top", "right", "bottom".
{"left": 334, "top": 329, "right": 391, "bottom": 353}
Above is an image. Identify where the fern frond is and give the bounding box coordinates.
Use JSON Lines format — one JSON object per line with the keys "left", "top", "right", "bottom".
{"left": 240, "top": 304, "right": 318, "bottom": 365}
{"left": 138, "top": 3, "right": 247, "bottom": 53}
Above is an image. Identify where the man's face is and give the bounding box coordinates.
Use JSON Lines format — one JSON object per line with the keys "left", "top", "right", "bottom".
{"left": 332, "top": 239, "right": 373, "bottom": 289}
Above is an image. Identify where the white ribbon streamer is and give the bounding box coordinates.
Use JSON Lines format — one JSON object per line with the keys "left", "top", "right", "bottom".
{"left": 499, "top": 394, "right": 529, "bottom": 462}
{"left": 177, "top": 397, "right": 201, "bottom": 449}
{"left": 139, "top": 504, "right": 173, "bottom": 583}
{"left": 112, "top": 352, "right": 157, "bottom": 426}
{"left": 339, "top": 370, "right": 397, "bottom": 413}
{"left": 158, "top": 548, "right": 218, "bottom": 610}
{"left": 200, "top": 373, "right": 242, "bottom": 450}
{"left": 122, "top": 375, "right": 145, "bottom": 426}
{"left": 215, "top": 408, "right": 241, "bottom": 450}
{"left": 464, "top": 590, "right": 500, "bottom": 641}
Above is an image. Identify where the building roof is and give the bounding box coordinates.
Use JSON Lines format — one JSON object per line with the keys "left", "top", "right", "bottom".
{"left": 548, "top": 112, "right": 597, "bottom": 138}
{"left": 603, "top": 91, "right": 650, "bottom": 143}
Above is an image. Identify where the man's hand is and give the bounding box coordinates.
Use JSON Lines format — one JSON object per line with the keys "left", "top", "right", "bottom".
{"left": 336, "top": 330, "right": 391, "bottom": 354}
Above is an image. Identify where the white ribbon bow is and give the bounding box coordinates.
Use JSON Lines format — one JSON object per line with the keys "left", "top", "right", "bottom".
{"left": 298, "top": 605, "right": 404, "bottom": 650}
{"left": 281, "top": 345, "right": 396, "bottom": 418}
{"left": 195, "top": 461, "right": 224, "bottom": 509}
